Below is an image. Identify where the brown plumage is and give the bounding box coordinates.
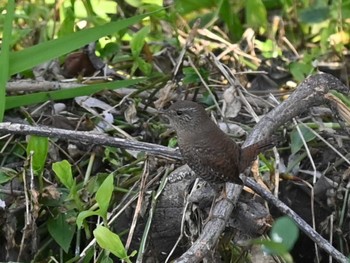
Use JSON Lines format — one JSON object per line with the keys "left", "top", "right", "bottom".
{"left": 163, "top": 100, "right": 274, "bottom": 185}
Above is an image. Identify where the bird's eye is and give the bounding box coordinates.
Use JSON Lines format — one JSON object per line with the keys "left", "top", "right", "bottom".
{"left": 176, "top": 110, "right": 183, "bottom": 116}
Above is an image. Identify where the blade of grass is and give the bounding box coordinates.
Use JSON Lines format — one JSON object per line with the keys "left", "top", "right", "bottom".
{"left": 0, "top": 0, "right": 15, "bottom": 121}
{"left": 5, "top": 78, "right": 144, "bottom": 110}
{"left": 9, "top": 11, "right": 160, "bottom": 75}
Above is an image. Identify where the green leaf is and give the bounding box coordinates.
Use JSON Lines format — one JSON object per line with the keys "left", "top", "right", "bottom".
{"left": 0, "top": 168, "right": 16, "bottom": 184}
{"left": 96, "top": 174, "right": 114, "bottom": 217}
{"left": 290, "top": 125, "right": 316, "bottom": 154}
{"left": 100, "top": 255, "right": 114, "bottom": 263}
{"left": 175, "top": 0, "right": 216, "bottom": 14}
{"left": 219, "top": 0, "right": 243, "bottom": 41}
{"left": 52, "top": 160, "right": 74, "bottom": 190}
{"left": 76, "top": 210, "right": 100, "bottom": 229}
{"left": 245, "top": 0, "right": 267, "bottom": 30}
{"left": 135, "top": 57, "right": 152, "bottom": 75}
{"left": 131, "top": 26, "right": 151, "bottom": 57}
{"left": 270, "top": 216, "right": 299, "bottom": 251}
{"left": 289, "top": 62, "right": 314, "bottom": 82}
{"left": 94, "top": 225, "right": 133, "bottom": 262}
{"left": 168, "top": 137, "right": 178, "bottom": 148}
{"left": 299, "top": 7, "right": 330, "bottom": 24}
{"left": 182, "top": 67, "right": 209, "bottom": 84}
{"left": 48, "top": 213, "right": 76, "bottom": 253}
{"left": 0, "top": 0, "right": 15, "bottom": 121}
{"left": 26, "top": 136, "right": 49, "bottom": 174}
{"left": 57, "top": 7, "right": 75, "bottom": 37}
{"left": 254, "top": 39, "right": 281, "bottom": 58}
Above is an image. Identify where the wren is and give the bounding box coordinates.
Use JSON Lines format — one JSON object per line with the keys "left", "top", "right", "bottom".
{"left": 163, "top": 100, "right": 274, "bottom": 185}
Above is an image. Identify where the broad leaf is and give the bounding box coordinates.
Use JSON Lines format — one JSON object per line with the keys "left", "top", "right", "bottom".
{"left": 76, "top": 210, "right": 100, "bottom": 229}
{"left": 290, "top": 125, "right": 316, "bottom": 154}
{"left": 52, "top": 160, "right": 74, "bottom": 190}
{"left": 94, "top": 225, "right": 132, "bottom": 262}
{"left": 270, "top": 216, "right": 299, "bottom": 251}
{"left": 27, "top": 136, "right": 49, "bottom": 174}
{"left": 96, "top": 174, "right": 114, "bottom": 217}
{"left": 48, "top": 213, "right": 76, "bottom": 253}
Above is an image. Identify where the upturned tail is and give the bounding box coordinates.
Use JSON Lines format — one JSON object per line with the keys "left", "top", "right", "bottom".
{"left": 239, "top": 137, "right": 276, "bottom": 172}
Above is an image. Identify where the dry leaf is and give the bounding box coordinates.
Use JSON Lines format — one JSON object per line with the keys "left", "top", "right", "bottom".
{"left": 324, "top": 93, "right": 350, "bottom": 125}
{"left": 124, "top": 102, "right": 139, "bottom": 124}
{"left": 223, "top": 86, "right": 241, "bottom": 118}
{"left": 154, "top": 81, "right": 177, "bottom": 109}
{"left": 42, "top": 185, "right": 61, "bottom": 200}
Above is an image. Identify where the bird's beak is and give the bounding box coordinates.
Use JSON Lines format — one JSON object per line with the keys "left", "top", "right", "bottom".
{"left": 158, "top": 109, "right": 171, "bottom": 123}
{"left": 157, "top": 108, "right": 169, "bottom": 117}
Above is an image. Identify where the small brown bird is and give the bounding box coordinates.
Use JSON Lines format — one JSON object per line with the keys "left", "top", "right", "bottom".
{"left": 62, "top": 51, "right": 96, "bottom": 78}
{"left": 163, "top": 100, "right": 274, "bottom": 185}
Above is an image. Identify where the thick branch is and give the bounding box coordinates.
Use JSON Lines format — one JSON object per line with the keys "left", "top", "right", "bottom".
{"left": 175, "top": 73, "right": 349, "bottom": 263}
{"left": 245, "top": 73, "right": 349, "bottom": 144}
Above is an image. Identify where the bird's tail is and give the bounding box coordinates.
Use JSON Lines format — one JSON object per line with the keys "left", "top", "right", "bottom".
{"left": 239, "top": 137, "right": 276, "bottom": 172}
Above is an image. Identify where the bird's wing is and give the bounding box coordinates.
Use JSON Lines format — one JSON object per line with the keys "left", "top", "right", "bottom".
{"left": 192, "top": 134, "right": 242, "bottom": 184}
